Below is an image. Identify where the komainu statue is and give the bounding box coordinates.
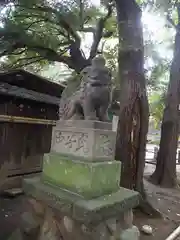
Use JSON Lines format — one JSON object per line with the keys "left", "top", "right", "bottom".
{"left": 59, "top": 56, "right": 112, "bottom": 122}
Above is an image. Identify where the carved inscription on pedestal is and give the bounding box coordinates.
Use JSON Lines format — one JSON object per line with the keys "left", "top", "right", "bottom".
{"left": 95, "top": 134, "right": 114, "bottom": 157}
{"left": 51, "top": 124, "right": 116, "bottom": 160}
{"left": 52, "top": 130, "right": 90, "bottom": 157}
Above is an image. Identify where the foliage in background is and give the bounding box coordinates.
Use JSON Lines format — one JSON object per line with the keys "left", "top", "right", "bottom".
{"left": 103, "top": 42, "right": 119, "bottom": 86}
{"left": 0, "top": 0, "right": 176, "bottom": 128}
{"left": 0, "top": 0, "right": 114, "bottom": 72}
{"left": 149, "top": 91, "right": 166, "bottom": 128}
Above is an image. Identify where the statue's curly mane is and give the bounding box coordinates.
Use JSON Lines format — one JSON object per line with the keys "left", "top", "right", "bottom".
{"left": 59, "top": 56, "right": 111, "bottom": 121}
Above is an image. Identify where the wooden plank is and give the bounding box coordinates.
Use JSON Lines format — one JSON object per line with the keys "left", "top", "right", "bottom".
{"left": 0, "top": 173, "right": 41, "bottom": 192}
{"left": 0, "top": 115, "right": 57, "bottom": 125}
{"left": 0, "top": 176, "right": 22, "bottom": 192}
{"left": 7, "top": 166, "right": 42, "bottom": 177}
{"left": 21, "top": 154, "right": 43, "bottom": 173}
{"left": 3, "top": 188, "right": 23, "bottom": 197}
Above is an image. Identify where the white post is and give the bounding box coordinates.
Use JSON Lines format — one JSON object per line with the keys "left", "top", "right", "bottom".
{"left": 112, "top": 115, "right": 119, "bottom": 132}
{"left": 154, "top": 147, "right": 158, "bottom": 161}
{"left": 165, "top": 226, "right": 180, "bottom": 240}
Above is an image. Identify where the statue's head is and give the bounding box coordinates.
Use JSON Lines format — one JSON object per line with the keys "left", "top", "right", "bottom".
{"left": 92, "top": 55, "right": 106, "bottom": 68}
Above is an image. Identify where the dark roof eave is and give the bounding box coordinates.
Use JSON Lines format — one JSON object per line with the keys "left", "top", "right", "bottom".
{"left": 0, "top": 69, "right": 66, "bottom": 89}
{"left": 0, "top": 81, "right": 60, "bottom": 105}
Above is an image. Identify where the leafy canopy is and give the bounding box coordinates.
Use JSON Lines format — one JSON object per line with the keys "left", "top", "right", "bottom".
{"left": 0, "top": 0, "right": 114, "bottom": 72}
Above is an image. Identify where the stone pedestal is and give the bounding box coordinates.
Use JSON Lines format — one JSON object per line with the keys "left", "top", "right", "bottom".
{"left": 18, "top": 120, "right": 140, "bottom": 240}
{"left": 43, "top": 120, "right": 119, "bottom": 199}
{"left": 50, "top": 120, "right": 116, "bottom": 161}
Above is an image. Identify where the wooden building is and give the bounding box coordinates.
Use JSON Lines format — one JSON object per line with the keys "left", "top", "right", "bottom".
{"left": 0, "top": 69, "right": 65, "bottom": 191}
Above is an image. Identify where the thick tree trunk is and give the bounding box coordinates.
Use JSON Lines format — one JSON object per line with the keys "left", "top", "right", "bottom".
{"left": 115, "top": 0, "right": 160, "bottom": 216}
{"left": 71, "top": 58, "right": 90, "bottom": 73}
{"left": 115, "top": 0, "right": 146, "bottom": 190}
{"left": 149, "top": 15, "right": 180, "bottom": 187}
{"left": 150, "top": 122, "right": 178, "bottom": 187}
{"left": 69, "top": 42, "right": 91, "bottom": 73}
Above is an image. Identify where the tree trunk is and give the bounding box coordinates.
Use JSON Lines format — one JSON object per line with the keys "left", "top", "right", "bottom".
{"left": 69, "top": 42, "right": 91, "bottom": 73}
{"left": 149, "top": 10, "right": 180, "bottom": 187}
{"left": 178, "top": 150, "right": 180, "bottom": 164}
{"left": 115, "top": 0, "right": 160, "bottom": 216}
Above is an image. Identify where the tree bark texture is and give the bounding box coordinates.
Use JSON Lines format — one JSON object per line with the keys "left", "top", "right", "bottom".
{"left": 114, "top": 0, "right": 160, "bottom": 216}
{"left": 115, "top": 0, "right": 147, "bottom": 193}
{"left": 150, "top": 11, "right": 180, "bottom": 187}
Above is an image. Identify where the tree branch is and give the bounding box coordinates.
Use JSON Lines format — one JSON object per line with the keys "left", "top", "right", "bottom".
{"left": 0, "top": 3, "right": 93, "bottom": 72}
{"left": 14, "top": 4, "right": 81, "bottom": 46}
{"left": 16, "top": 56, "right": 42, "bottom": 62}
{"left": 9, "top": 57, "right": 45, "bottom": 69}
{"left": 100, "top": 40, "right": 107, "bottom": 54}
{"left": 0, "top": 42, "right": 26, "bottom": 58}
{"left": 0, "top": 33, "right": 75, "bottom": 68}
{"left": 80, "top": 26, "right": 96, "bottom": 33}
{"left": 166, "top": 14, "right": 177, "bottom": 30}
{"left": 24, "top": 19, "right": 48, "bottom": 31}
{"left": 8, "top": 48, "right": 27, "bottom": 56}
{"left": 166, "top": 3, "right": 180, "bottom": 32}
{"left": 177, "top": 2, "right": 180, "bottom": 27}
{"left": 14, "top": 13, "right": 70, "bottom": 38}
{"left": 89, "top": 3, "right": 113, "bottom": 59}
{"left": 0, "top": 55, "right": 45, "bottom": 71}
{"left": 79, "top": 0, "right": 84, "bottom": 29}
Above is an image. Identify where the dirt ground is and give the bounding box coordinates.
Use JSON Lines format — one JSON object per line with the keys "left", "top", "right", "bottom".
{"left": 134, "top": 164, "right": 180, "bottom": 240}
{"left": 134, "top": 179, "right": 180, "bottom": 240}
{"left": 1, "top": 164, "right": 180, "bottom": 240}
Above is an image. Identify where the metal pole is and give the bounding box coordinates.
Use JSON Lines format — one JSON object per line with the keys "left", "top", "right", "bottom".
{"left": 165, "top": 226, "right": 180, "bottom": 240}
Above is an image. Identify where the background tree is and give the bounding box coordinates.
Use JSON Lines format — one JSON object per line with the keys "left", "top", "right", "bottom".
{"left": 150, "top": 1, "right": 180, "bottom": 187}
{"left": 148, "top": 62, "right": 169, "bottom": 128}
{"left": 149, "top": 91, "right": 166, "bottom": 128}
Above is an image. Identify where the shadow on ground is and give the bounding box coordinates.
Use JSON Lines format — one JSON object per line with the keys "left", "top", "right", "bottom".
{"left": 0, "top": 195, "right": 29, "bottom": 239}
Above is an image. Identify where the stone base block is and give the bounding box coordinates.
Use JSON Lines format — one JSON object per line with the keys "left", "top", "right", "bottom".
{"left": 22, "top": 177, "right": 140, "bottom": 224}
{"left": 42, "top": 152, "right": 121, "bottom": 199}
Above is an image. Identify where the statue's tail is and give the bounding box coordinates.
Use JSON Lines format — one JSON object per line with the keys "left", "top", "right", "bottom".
{"left": 59, "top": 97, "right": 68, "bottom": 120}
{"left": 59, "top": 97, "right": 76, "bottom": 120}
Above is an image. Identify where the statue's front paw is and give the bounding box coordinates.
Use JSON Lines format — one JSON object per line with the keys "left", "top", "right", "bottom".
{"left": 100, "top": 116, "right": 111, "bottom": 122}
{"left": 85, "top": 116, "right": 98, "bottom": 121}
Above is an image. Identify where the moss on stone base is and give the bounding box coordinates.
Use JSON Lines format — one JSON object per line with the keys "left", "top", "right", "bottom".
{"left": 42, "top": 152, "right": 121, "bottom": 199}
